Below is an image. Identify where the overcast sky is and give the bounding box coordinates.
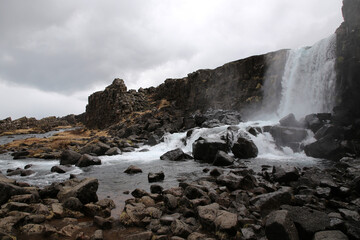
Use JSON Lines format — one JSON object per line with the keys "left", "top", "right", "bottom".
{"left": 0, "top": 0, "right": 343, "bottom": 120}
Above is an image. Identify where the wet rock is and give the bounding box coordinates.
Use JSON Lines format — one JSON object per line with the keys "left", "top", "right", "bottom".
{"left": 105, "top": 147, "right": 121, "bottom": 156}
{"left": 270, "top": 125, "right": 308, "bottom": 147}
{"left": 60, "top": 150, "right": 81, "bottom": 165}
{"left": 304, "top": 136, "right": 351, "bottom": 161}
{"left": 281, "top": 205, "right": 330, "bottom": 240}
{"left": 213, "top": 150, "right": 234, "bottom": 166}
{"left": 265, "top": 210, "right": 299, "bottom": 240}
{"left": 214, "top": 210, "right": 237, "bottom": 234}
{"left": 147, "top": 135, "right": 160, "bottom": 146}
{"left": 76, "top": 154, "right": 102, "bottom": 167}
{"left": 192, "top": 137, "right": 229, "bottom": 163}
{"left": 93, "top": 216, "right": 113, "bottom": 229}
{"left": 51, "top": 165, "right": 67, "bottom": 174}
{"left": 24, "top": 164, "right": 32, "bottom": 169}
{"left": 124, "top": 165, "right": 143, "bottom": 174}
{"left": 160, "top": 148, "right": 192, "bottom": 161}
{"left": 197, "top": 203, "right": 219, "bottom": 228}
{"left": 313, "top": 230, "right": 348, "bottom": 240}
{"left": 63, "top": 197, "right": 84, "bottom": 211}
{"left": 20, "top": 169, "right": 35, "bottom": 176}
{"left": 150, "top": 184, "right": 163, "bottom": 194}
{"left": 279, "top": 113, "right": 301, "bottom": 128}
{"left": 131, "top": 188, "right": 150, "bottom": 198}
{"left": 148, "top": 171, "right": 165, "bottom": 182}
{"left": 250, "top": 187, "right": 292, "bottom": 216}
{"left": 210, "top": 168, "right": 223, "bottom": 177}
{"left": 57, "top": 178, "right": 99, "bottom": 204}
{"left": 231, "top": 136, "right": 258, "bottom": 159}
{"left": 272, "top": 165, "right": 300, "bottom": 183}
{"left": 12, "top": 150, "right": 29, "bottom": 159}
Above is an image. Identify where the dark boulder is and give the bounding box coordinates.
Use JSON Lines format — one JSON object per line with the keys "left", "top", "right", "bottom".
{"left": 62, "top": 197, "right": 84, "bottom": 211}
{"left": 0, "top": 178, "right": 29, "bottom": 205}
{"left": 148, "top": 172, "right": 165, "bottom": 182}
{"left": 124, "top": 165, "right": 143, "bottom": 174}
{"left": 80, "top": 142, "right": 111, "bottom": 156}
{"left": 265, "top": 210, "right": 299, "bottom": 240}
{"left": 50, "top": 165, "right": 67, "bottom": 174}
{"left": 213, "top": 150, "right": 234, "bottom": 166}
{"left": 192, "top": 137, "right": 229, "bottom": 163}
{"left": 76, "top": 154, "right": 102, "bottom": 167}
{"left": 231, "top": 136, "right": 258, "bottom": 159}
{"left": 313, "top": 231, "right": 348, "bottom": 240}
{"left": 150, "top": 184, "right": 163, "bottom": 194}
{"left": 105, "top": 147, "right": 121, "bottom": 156}
{"left": 147, "top": 135, "right": 161, "bottom": 146}
{"left": 279, "top": 113, "right": 301, "bottom": 128}
{"left": 12, "top": 150, "right": 30, "bottom": 159}
{"left": 304, "top": 136, "right": 353, "bottom": 160}
{"left": 60, "top": 150, "right": 81, "bottom": 165}
{"left": 57, "top": 178, "right": 99, "bottom": 204}
{"left": 160, "top": 148, "right": 192, "bottom": 161}
{"left": 270, "top": 125, "right": 308, "bottom": 147}
{"left": 272, "top": 165, "right": 300, "bottom": 183}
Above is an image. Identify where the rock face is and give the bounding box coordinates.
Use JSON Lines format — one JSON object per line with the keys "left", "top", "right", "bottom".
{"left": 336, "top": 0, "right": 360, "bottom": 122}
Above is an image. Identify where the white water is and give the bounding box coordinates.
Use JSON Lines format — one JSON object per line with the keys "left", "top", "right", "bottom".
{"left": 277, "top": 34, "right": 337, "bottom": 119}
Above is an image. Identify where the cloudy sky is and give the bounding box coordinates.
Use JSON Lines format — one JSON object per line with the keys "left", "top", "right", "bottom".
{"left": 0, "top": 0, "right": 343, "bottom": 120}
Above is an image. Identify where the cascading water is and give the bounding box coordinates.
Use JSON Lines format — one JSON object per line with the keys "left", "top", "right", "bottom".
{"left": 277, "top": 34, "right": 337, "bottom": 119}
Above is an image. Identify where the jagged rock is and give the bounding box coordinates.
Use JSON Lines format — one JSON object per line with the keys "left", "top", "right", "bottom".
{"left": 193, "top": 137, "right": 229, "bottom": 163}
{"left": 279, "top": 113, "right": 301, "bottom": 128}
{"left": 171, "top": 219, "right": 192, "bottom": 238}
{"left": 281, "top": 205, "right": 330, "bottom": 239}
{"left": 57, "top": 178, "right": 99, "bottom": 204}
{"left": 124, "top": 165, "right": 143, "bottom": 174}
{"left": 213, "top": 150, "right": 234, "bottom": 166}
{"left": 76, "top": 154, "right": 102, "bottom": 167}
{"left": 272, "top": 165, "right": 300, "bottom": 183}
{"left": 105, "top": 147, "right": 121, "bottom": 156}
{"left": 148, "top": 172, "right": 165, "bottom": 182}
{"left": 313, "top": 230, "right": 348, "bottom": 240}
{"left": 250, "top": 187, "right": 292, "bottom": 216}
{"left": 231, "top": 136, "right": 258, "bottom": 159}
{"left": 51, "top": 165, "right": 67, "bottom": 174}
{"left": 160, "top": 148, "right": 192, "bottom": 161}
{"left": 60, "top": 150, "right": 81, "bottom": 165}
{"left": 265, "top": 210, "right": 299, "bottom": 240}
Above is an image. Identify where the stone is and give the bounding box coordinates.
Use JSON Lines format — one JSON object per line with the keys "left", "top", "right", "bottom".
{"left": 250, "top": 187, "right": 292, "bottom": 216}
{"left": 124, "top": 165, "right": 143, "bottom": 174}
{"left": 197, "top": 203, "right": 219, "bottom": 228}
{"left": 272, "top": 165, "right": 300, "bottom": 183}
{"left": 80, "top": 142, "right": 111, "bottom": 156}
{"left": 5, "top": 202, "right": 32, "bottom": 212}
{"left": 20, "top": 224, "right": 46, "bottom": 235}
{"left": 313, "top": 230, "right": 348, "bottom": 240}
{"left": 170, "top": 219, "right": 192, "bottom": 238}
{"left": 192, "top": 137, "right": 229, "bottom": 163}
{"left": 63, "top": 197, "right": 84, "bottom": 211}
{"left": 270, "top": 125, "right": 308, "bottom": 146}
{"left": 147, "top": 135, "right": 160, "bottom": 146}
{"left": 93, "top": 216, "right": 113, "bottom": 229}
{"left": 213, "top": 150, "right": 234, "bottom": 166}
{"left": 60, "top": 150, "right": 82, "bottom": 165}
{"left": 0, "top": 181, "right": 28, "bottom": 205}
{"left": 148, "top": 171, "right": 165, "bottom": 182}
{"left": 76, "top": 154, "right": 102, "bottom": 167}
{"left": 164, "top": 194, "right": 178, "bottom": 210}
{"left": 281, "top": 205, "right": 330, "bottom": 240}
{"left": 20, "top": 169, "right": 35, "bottom": 176}
{"left": 338, "top": 208, "right": 360, "bottom": 221}
{"left": 279, "top": 113, "right": 301, "bottom": 128}
{"left": 214, "top": 210, "right": 237, "bottom": 234}
{"left": 52, "top": 203, "right": 64, "bottom": 218}
{"left": 127, "top": 231, "right": 153, "bottom": 240}
{"left": 131, "top": 188, "right": 149, "bottom": 198}
{"left": 160, "top": 148, "right": 192, "bottom": 161}
{"left": 231, "top": 136, "right": 258, "bottom": 159}
{"left": 265, "top": 210, "right": 299, "bottom": 240}
{"left": 105, "top": 147, "right": 121, "bottom": 156}
{"left": 57, "top": 178, "right": 99, "bottom": 204}
{"left": 241, "top": 228, "right": 256, "bottom": 240}
{"left": 92, "top": 229, "right": 103, "bottom": 240}
{"left": 96, "top": 198, "right": 116, "bottom": 210}
{"left": 304, "top": 135, "right": 349, "bottom": 161}
{"left": 119, "top": 202, "right": 146, "bottom": 226}
{"left": 51, "top": 165, "right": 67, "bottom": 174}
{"left": 150, "top": 184, "right": 163, "bottom": 194}
{"left": 60, "top": 224, "right": 81, "bottom": 237}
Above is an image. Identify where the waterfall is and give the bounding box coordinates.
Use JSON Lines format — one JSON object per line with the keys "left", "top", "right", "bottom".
{"left": 277, "top": 34, "right": 337, "bottom": 119}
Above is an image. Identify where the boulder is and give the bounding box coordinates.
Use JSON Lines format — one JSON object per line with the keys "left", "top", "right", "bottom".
{"left": 272, "top": 165, "right": 300, "bottom": 183}
{"left": 124, "top": 165, "right": 143, "bottom": 174}
{"left": 192, "top": 137, "right": 229, "bottom": 163}
{"left": 12, "top": 150, "right": 29, "bottom": 159}
{"left": 119, "top": 202, "right": 146, "bottom": 226}
{"left": 150, "top": 185, "right": 163, "bottom": 194}
{"left": 160, "top": 148, "right": 192, "bottom": 161}
{"left": 105, "top": 147, "right": 121, "bottom": 156}
{"left": 281, "top": 205, "right": 330, "bottom": 240}
{"left": 214, "top": 210, "right": 237, "bottom": 234}
{"left": 305, "top": 114, "right": 324, "bottom": 133}
{"left": 147, "top": 135, "right": 160, "bottom": 146}
{"left": 0, "top": 180, "right": 28, "bottom": 205}
{"left": 60, "top": 150, "right": 81, "bottom": 165}
{"left": 304, "top": 136, "right": 351, "bottom": 160}
{"left": 270, "top": 125, "right": 308, "bottom": 147}
{"left": 213, "top": 151, "right": 234, "bottom": 166}
{"left": 148, "top": 172, "right": 165, "bottom": 182}
{"left": 80, "top": 142, "right": 111, "bottom": 156}
{"left": 231, "top": 136, "right": 258, "bottom": 159}
{"left": 170, "top": 219, "right": 192, "bottom": 238}
{"left": 57, "top": 178, "right": 99, "bottom": 204}
{"left": 50, "top": 165, "right": 67, "bottom": 174}
{"left": 279, "top": 113, "right": 301, "bottom": 128}
{"left": 250, "top": 187, "right": 292, "bottom": 216}
{"left": 197, "top": 203, "right": 219, "bottom": 228}
{"left": 265, "top": 210, "right": 299, "bottom": 240}
{"left": 62, "top": 197, "right": 84, "bottom": 211}
{"left": 313, "top": 230, "right": 348, "bottom": 240}
{"left": 76, "top": 154, "right": 102, "bottom": 167}
{"left": 93, "top": 216, "right": 113, "bottom": 229}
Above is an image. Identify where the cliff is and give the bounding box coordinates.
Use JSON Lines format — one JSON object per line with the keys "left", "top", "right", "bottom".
{"left": 84, "top": 50, "right": 288, "bottom": 132}
{"left": 335, "top": 0, "right": 360, "bottom": 122}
